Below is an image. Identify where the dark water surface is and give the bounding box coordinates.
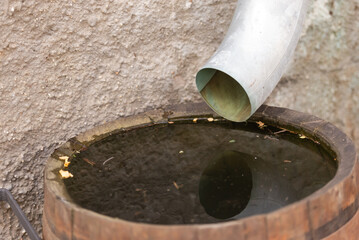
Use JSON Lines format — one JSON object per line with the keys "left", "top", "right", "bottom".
{"left": 64, "top": 120, "right": 337, "bottom": 225}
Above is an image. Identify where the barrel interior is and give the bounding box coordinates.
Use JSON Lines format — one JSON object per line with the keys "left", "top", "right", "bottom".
{"left": 62, "top": 118, "right": 337, "bottom": 225}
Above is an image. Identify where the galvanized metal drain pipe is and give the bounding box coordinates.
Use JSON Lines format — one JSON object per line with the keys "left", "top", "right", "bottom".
{"left": 196, "top": 0, "right": 309, "bottom": 122}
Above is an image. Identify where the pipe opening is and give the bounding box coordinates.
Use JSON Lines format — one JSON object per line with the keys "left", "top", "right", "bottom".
{"left": 196, "top": 68, "right": 251, "bottom": 122}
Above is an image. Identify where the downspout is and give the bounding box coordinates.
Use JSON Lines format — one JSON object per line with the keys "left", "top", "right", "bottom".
{"left": 196, "top": 0, "right": 309, "bottom": 122}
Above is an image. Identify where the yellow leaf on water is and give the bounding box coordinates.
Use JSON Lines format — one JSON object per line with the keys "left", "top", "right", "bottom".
{"left": 59, "top": 169, "right": 73, "bottom": 179}
{"left": 59, "top": 156, "right": 70, "bottom": 168}
{"left": 64, "top": 158, "right": 70, "bottom": 168}
{"left": 207, "top": 118, "right": 214, "bottom": 122}
{"left": 59, "top": 156, "right": 69, "bottom": 161}
{"left": 299, "top": 135, "right": 307, "bottom": 139}
{"left": 193, "top": 118, "right": 198, "bottom": 123}
{"left": 256, "top": 121, "right": 267, "bottom": 129}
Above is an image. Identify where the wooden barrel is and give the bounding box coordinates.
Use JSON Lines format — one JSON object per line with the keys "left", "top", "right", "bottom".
{"left": 43, "top": 103, "right": 358, "bottom": 240}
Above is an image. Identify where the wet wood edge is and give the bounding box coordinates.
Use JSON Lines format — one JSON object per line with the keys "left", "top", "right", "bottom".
{"left": 254, "top": 105, "right": 358, "bottom": 239}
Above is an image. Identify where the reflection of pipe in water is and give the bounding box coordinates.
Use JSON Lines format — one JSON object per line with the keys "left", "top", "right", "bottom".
{"left": 196, "top": 0, "right": 309, "bottom": 122}
{"left": 199, "top": 151, "right": 297, "bottom": 220}
{"left": 199, "top": 151, "right": 252, "bottom": 219}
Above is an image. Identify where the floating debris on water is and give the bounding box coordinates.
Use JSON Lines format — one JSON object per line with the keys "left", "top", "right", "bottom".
{"left": 103, "top": 157, "right": 114, "bottom": 165}
{"left": 264, "top": 135, "right": 279, "bottom": 141}
{"left": 64, "top": 158, "right": 70, "bottom": 168}
{"left": 299, "top": 134, "right": 307, "bottom": 139}
{"left": 193, "top": 118, "right": 198, "bottom": 123}
{"left": 59, "top": 156, "right": 69, "bottom": 161}
{"left": 207, "top": 118, "right": 214, "bottom": 122}
{"left": 256, "top": 121, "right": 267, "bottom": 129}
{"left": 274, "top": 129, "right": 287, "bottom": 134}
{"left": 229, "top": 140, "right": 236, "bottom": 143}
{"left": 59, "top": 156, "right": 71, "bottom": 168}
{"left": 59, "top": 169, "right": 73, "bottom": 179}
{"left": 83, "top": 158, "right": 95, "bottom": 166}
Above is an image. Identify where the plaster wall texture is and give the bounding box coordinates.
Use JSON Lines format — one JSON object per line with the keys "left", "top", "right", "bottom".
{"left": 0, "top": 0, "right": 358, "bottom": 239}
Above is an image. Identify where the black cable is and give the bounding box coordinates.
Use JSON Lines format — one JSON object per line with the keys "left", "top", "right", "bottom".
{"left": 0, "top": 188, "right": 41, "bottom": 240}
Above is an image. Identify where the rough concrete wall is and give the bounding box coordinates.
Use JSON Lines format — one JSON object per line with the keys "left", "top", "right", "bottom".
{"left": 0, "top": 0, "right": 358, "bottom": 239}
{"left": 268, "top": 0, "right": 359, "bottom": 145}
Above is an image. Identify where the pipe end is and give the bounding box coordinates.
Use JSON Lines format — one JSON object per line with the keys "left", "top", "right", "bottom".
{"left": 196, "top": 68, "right": 251, "bottom": 122}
